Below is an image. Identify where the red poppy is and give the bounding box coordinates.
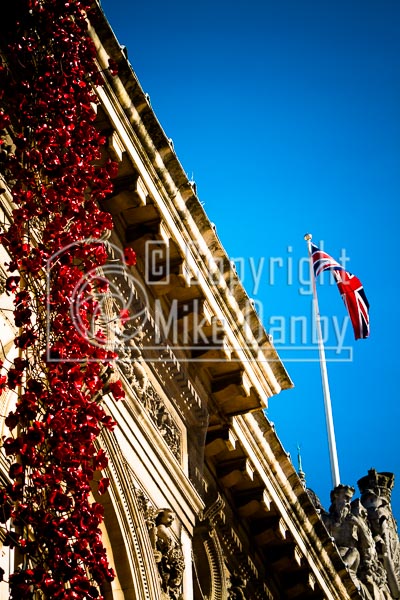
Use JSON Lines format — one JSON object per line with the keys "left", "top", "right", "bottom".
{"left": 119, "top": 308, "right": 130, "bottom": 324}
{"left": 5, "top": 276, "right": 20, "bottom": 292}
{"left": 97, "top": 478, "right": 109, "bottom": 496}
{"left": 108, "top": 380, "right": 125, "bottom": 400}
{"left": 124, "top": 247, "right": 137, "bottom": 266}
{"left": 0, "top": 0, "right": 120, "bottom": 593}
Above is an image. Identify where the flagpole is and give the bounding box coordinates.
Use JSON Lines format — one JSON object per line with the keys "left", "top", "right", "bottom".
{"left": 304, "top": 233, "right": 341, "bottom": 489}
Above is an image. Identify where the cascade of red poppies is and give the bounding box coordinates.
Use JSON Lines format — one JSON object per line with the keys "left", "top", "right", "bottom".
{"left": 0, "top": 1, "right": 132, "bottom": 598}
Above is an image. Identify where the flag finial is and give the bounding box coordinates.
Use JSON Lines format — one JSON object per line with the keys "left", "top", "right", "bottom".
{"left": 304, "top": 233, "right": 312, "bottom": 241}
{"left": 297, "top": 444, "right": 306, "bottom": 488}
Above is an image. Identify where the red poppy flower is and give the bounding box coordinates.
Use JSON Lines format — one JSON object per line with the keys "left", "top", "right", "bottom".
{"left": 108, "top": 380, "right": 125, "bottom": 400}
{"left": 97, "top": 478, "right": 109, "bottom": 496}
{"left": 5, "top": 276, "right": 20, "bottom": 292}
{"left": 119, "top": 308, "right": 130, "bottom": 324}
{"left": 124, "top": 247, "right": 136, "bottom": 266}
{"left": 1, "top": 0, "right": 118, "bottom": 591}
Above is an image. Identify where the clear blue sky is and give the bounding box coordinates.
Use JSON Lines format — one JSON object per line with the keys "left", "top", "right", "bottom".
{"left": 100, "top": 0, "right": 400, "bottom": 518}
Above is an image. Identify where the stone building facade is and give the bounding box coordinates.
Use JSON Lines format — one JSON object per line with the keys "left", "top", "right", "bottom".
{"left": 0, "top": 1, "right": 398, "bottom": 599}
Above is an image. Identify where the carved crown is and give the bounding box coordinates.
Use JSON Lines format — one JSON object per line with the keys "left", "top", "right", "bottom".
{"left": 330, "top": 484, "right": 355, "bottom": 503}
{"left": 357, "top": 469, "right": 395, "bottom": 501}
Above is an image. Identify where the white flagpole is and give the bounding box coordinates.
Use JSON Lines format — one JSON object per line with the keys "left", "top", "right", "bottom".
{"left": 304, "top": 233, "right": 341, "bottom": 488}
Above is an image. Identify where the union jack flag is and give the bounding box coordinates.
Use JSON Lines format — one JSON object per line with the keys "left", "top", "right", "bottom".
{"left": 310, "top": 243, "right": 370, "bottom": 340}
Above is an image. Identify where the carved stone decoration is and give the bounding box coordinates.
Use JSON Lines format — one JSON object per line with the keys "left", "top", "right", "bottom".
{"left": 351, "top": 499, "right": 389, "bottom": 600}
{"left": 322, "top": 485, "right": 362, "bottom": 575}
{"left": 193, "top": 494, "right": 230, "bottom": 600}
{"left": 322, "top": 472, "right": 400, "bottom": 600}
{"left": 135, "top": 488, "right": 158, "bottom": 532}
{"left": 228, "top": 572, "right": 247, "bottom": 599}
{"left": 358, "top": 470, "right": 400, "bottom": 599}
{"left": 152, "top": 508, "right": 185, "bottom": 600}
{"left": 116, "top": 328, "right": 182, "bottom": 461}
{"left": 135, "top": 492, "right": 185, "bottom": 599}
{"left": 200, "top": 492, "right": 226, "bottom": 528}
{"left": 142, "top": 385, "right": 182, "bottom": 461}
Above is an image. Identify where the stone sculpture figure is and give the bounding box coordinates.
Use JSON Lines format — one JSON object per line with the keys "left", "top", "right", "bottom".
{"left": 351, "top": 499, "right": 390, "bottom": 600}
{"left": 322, "top": 483, "right": 399, "bottom": 599}
{"left": 358, "top": 470, "right": 400, "bottom": 599}
{"left": 322, "top": 471, "right": 400, "bottom": 599}
{"left": 151, "top": 508, "right": 185, "bottom": 600}
{"left": 322, "top": 485, "right": 362, "bottom": 576}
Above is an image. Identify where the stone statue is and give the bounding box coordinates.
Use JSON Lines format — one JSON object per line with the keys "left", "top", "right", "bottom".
{"left": 151, "top": 508, "right": 185, "bottom": 600}
{"left": 351, "top": 499, "right": 390, "bottom": 600}
{"left": 358, "top": 471, "right": 400, "bottom": 599}
{"left": 322, "top": 471, "right": 400, "bottom": 600}
{"left": 322, "top": 485, "right": 362, "bottom": 576}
